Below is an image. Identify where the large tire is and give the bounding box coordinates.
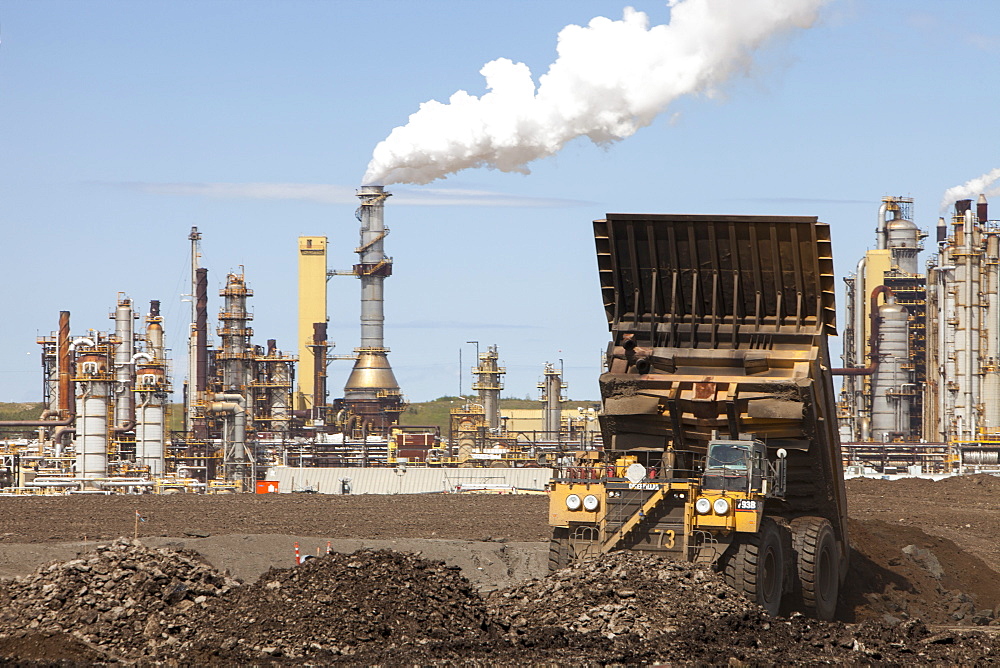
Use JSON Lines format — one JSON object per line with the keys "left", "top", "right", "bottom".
{"left": 790, "top": 516, "right": 839, "bottom": 620}
{"left": 721, "top": 517, "right": 786, "bottom": 616}
{"left": 549, "top": 527, "right": 570, "bottom": 572}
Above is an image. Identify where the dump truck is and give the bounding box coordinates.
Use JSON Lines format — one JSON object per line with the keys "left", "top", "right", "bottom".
{"left": 549, "top": 213, "right": 849, "bottom": 619}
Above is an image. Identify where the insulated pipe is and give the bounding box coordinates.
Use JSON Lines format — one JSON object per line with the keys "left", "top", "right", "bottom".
{"left": 130, "top": 352, "right": 153, "bottom": 365}
{"left": 208, "top": 393, "right": 247, "bottom": 484}
{"left": 877, "top": 201, "right": 888, "bottom": 249}
{"left": 70, "top": 337, "right": 95, "bottom": 352}
{"left": 853, "top": 256, "right": 867, "bottom": 369}
{"left": 832, "top": 285, "right": 896, "bottom": 376}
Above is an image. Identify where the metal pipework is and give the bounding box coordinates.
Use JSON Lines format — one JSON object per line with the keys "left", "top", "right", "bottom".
{"left": 876, "top": 201, "right": 888, "bottom": 249}
{"left": 832, "top": 285, "right": 896, "bottom": 376}
{"left": 208, "top": 393, "right": 247, "bottom": 486}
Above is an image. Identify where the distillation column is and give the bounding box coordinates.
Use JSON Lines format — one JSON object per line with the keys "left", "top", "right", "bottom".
{"left": 343, "top": 185, "right": 404, "bottom": 434}
{"left": 472, "top": 345, "right": 505, "bottom": 430}
{"left": 979, "top": 196, "right": 1000, "bottom": 436}
{"left": 538, "top": 362, "right": 567, "bottom": 434}
{"left": 870, "top": 298, "right": 910, "bottom": 442}
{"left": 218, "top": 272, "right": 253, "bottom": 393}
{"left": 111, "top": 296, "right": 135, "bottom": 433}
{"left": 135, "top": 301, "right": 168, "bottom": 475}
{"left": 926, "top": 197, "right": 998, "bottom": 441}
{"left": 73, "top": 341, "right": 111, "bottom": 479}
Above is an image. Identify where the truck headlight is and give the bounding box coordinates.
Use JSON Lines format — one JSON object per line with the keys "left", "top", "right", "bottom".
{"left": 713, "top": 497, "right": 730, "bottom": 515}
{"left": 583, "top": 494, "right": 599, "bottom": 511}
{"left": 566, "top": 494, "right": 582, "bottom": 511}
{"left": 695, "top": 497, "right": 711, "bottom": 514}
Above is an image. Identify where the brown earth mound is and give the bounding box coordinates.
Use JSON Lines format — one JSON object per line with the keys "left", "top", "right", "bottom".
{"left": 6, "top": 543, "right": 1000, "bottom": 665}
{"left": 488, "top": 551, "right": 756, "bottom": 639}
{"left": 184, "top": 549, "right": 494, "bottom": 664}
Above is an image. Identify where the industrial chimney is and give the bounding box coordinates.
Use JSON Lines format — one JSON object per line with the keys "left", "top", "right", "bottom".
{"left": 342, "top": 185, "right": 404, "bottom": 434}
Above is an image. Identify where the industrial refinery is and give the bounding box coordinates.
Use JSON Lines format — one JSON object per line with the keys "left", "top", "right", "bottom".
{"left": 838, "top": 193, "right": 1000, "bottom": 475}
{"left": 7, "top": 178, "right": 1000, "bottom": 493}
{"left": 0, "top": 185, "right": 594, "bottom": 494}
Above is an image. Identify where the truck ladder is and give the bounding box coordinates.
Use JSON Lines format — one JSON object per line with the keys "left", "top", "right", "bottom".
{"left": 601, "top": 485, "right": 669, "bottom": 553}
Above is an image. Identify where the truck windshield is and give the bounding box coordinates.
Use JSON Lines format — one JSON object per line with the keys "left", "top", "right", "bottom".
{"left": 706, "top": 443, "right": 750, "bottom": 470}
{"left": 702, "top": 443, "right": 751, "bottom": 492}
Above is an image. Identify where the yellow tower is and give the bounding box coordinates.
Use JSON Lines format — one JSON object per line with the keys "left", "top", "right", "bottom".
{"left": 297, "top": 236, "right": 328, "bottom": 411}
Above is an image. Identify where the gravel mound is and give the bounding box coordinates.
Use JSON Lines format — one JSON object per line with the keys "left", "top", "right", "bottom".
{"left": 0, "top": 538, "right": 239, "bottom": 662}
{"left": 488, "top": 551, "right": 759, "bottom": 639}
{"left": 6, "top": 540, "right": 1000, "bottom": 665}
{"left": 185, "top": 548, "right": 495, "bottom": 664}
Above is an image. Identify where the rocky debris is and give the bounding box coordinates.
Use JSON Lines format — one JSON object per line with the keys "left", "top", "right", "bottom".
{"left": 0, "top": 538, "right": 239, "bottom": 662}
{"left": 488, "top": 551, "right": 759, "bottom": 639}
{"left": 182, "top": 548, "right": 495, "bottom": 664}
{"left": 8, "top": 537, "right": 1000, "bottom": 664}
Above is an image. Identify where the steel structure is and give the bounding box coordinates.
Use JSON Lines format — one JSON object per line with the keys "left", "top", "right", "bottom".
{"left": 925, "top": 196, "right": 1000, "bottom": 441}
{"left": 837, "top": 197, "right": 925, "bottom": 442}
{"left": 472, "top": 345, "right": 505, "bottom": 430}
{"left": 537, "top": 362, "right": 567, "bottom": 434}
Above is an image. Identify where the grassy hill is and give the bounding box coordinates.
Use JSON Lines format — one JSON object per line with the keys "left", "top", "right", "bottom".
{"left": 2, "top": 399, "right": 600, "bottom": 440}
{"left": 0, "top": 402, "right": 46, "bottom": 422}
{"left": 401, "top": 396, "right": 599, "bottom": 436}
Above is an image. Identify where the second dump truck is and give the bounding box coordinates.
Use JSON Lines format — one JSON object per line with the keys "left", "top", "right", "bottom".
{"left": 549, "top": 213, "right": 849, "bottom": 619}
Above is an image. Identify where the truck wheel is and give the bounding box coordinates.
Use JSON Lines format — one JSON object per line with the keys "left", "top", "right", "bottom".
{"left": 722, "top": 517, "right": 785, "bottom": 616}
{"left": 790, "top": 516, "right": 839, "bottom": 620}
{"left": 548, "top": 527, "right": 570, "bottom": 572}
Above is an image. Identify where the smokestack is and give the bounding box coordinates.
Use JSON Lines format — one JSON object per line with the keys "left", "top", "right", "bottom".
{"left": 195, "top": 267, "right": 209, "bottom": 395}
{"left": 937, "top": 217, "right": 947, "bottom": 243}
{"left": 978, "top": 194, "right": 989, "bottom": 223}
{"left": 57, "top": 311, "right": 71, "bottom": 416}
{"left": 343, "top": 185, "right": 404, "bottom": 435}
{"left": 356, "top": 185, "right": 391, "bottom": 350}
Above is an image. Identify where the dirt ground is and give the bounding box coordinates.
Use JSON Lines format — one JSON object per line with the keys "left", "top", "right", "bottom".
{"left": 3, "top": 476, "right": 1000, "bottom": 664}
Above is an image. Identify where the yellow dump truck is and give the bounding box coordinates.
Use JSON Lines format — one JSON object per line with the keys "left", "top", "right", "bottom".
{"left": 549, "top": 214, "right": 848, "bottom": 619}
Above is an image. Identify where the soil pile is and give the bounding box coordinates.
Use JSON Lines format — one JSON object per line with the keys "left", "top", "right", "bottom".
{"left": 0, "top": 538, "right": 239, "bottom": 663}
{"left": 183, "top": 549, "right": 495, "bottom": 664}
{"left": 488, "top": 551, "right": 756, "bottom": 639}
{"left": 842, "top": 518, "right": 1000, "bottom": 625}
{"left": 4, "top": 543, "right": 1000, "bottom": 664}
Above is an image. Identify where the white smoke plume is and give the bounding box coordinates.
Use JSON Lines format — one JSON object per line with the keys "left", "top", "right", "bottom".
{"left": 941, "top": 168, "right": 1000, "bottom": 211}
{"left": 363, "top": 0, "right": 829, "bottom": 186}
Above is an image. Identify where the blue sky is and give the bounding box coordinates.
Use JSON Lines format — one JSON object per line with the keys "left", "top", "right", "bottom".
{"left": 1, "top": 1, "right": 998, "bottom": 403}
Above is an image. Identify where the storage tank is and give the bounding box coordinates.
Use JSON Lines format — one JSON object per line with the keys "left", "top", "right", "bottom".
{"left": 871, "top": 300, "right": 910, "bottom": 442}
